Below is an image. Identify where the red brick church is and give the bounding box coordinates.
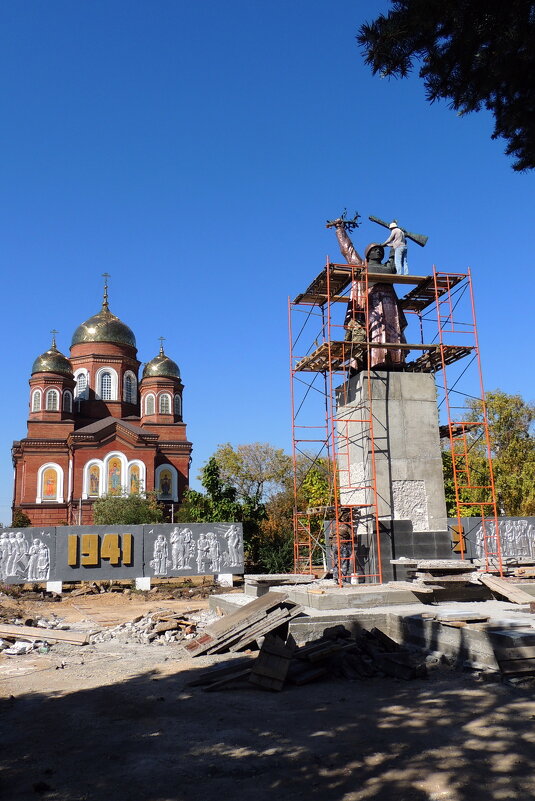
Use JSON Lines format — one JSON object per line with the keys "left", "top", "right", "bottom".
{"left": 12, "top": 282, "right": 192, "bottom": 525}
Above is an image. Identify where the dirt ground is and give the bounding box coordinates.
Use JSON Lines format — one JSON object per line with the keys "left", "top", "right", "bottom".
{"left": 1, "top": 590, "right": 534, "bottom": 801}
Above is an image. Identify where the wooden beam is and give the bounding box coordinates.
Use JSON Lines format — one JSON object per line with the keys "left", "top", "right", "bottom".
{"left": 478, "top": 574, "right": 535, "bottom": 604}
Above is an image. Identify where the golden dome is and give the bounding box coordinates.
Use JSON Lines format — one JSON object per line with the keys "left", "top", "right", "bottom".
{"left": 71, "top": 307, "right": 136, "bottom": 348}
{"left": 143, "top": 344, "right": 180, "bottom": 379}
{"left": 32, "top": 340, "right": 73, "bottom": 377}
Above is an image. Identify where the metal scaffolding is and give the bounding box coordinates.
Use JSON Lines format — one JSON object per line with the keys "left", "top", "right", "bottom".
{"left": 289, "top": 260, "right": 502, "bottom": 586}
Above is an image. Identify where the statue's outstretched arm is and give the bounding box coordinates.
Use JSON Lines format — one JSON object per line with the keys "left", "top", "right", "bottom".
{"left": 326, "top": 219, "right": 364, "bottom": 265}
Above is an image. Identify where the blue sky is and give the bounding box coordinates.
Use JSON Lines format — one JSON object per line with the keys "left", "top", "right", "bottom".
{"left": 1, "top": 1, "right": 533, "bottom": 525}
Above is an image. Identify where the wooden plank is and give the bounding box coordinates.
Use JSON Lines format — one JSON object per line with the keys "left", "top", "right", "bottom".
{"left": 479, "top": 574, "right": 535, "bottom": 604}
{"left": 0, "top": 623, "right": 90, "bottom": 645}
{"left": 202, "top": 669, "right": 252, "bottom": 691}
{"left": 249, "top": 635, "right": 294, "bottom": 690}
{"left": 229, "top": 604, "right": 303, "bottom": 652}
{"left": 188, "top": 658, "right": 254, "bottom": 686}
{"left": 182, "top": 592, "right": 288, "bottom": 656}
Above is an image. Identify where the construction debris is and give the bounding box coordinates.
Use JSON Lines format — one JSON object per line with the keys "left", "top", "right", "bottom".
{"left": 478, "top": 574, "right": 535, "bottom": 606}
{"left": 182, "top": 592, "right": 303, "bottom": 657}
{"left": 89, "top": 608, "right": 212, "bottom": 645}
{"left": 0, "top": 622, "right": 90, "bottom": 646}
{"left": 193, "top": 625, "right": 429, "bottom": 692}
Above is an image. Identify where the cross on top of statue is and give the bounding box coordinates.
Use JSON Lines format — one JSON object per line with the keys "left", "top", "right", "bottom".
{"left": 50, "top": 329, "right": 59, "bottom": 349}
{"left": 158, "top": 336, "right": 166, "bottom": 355}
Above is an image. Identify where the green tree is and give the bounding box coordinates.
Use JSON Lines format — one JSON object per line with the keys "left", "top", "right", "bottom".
{"left": 93, "top": 492, "right": 164, "bottom": 525}
{"left": 443, "top": 390, "right": 535, "bottom": 517}
{"left": 177, "top": 457, "right": 266, "bottom": 563}
{"left": 357, "top": 2, "right": 535, "bottom": 171}
{"left": 11, "top": 509, "right": 32, "bottom": 528}
{"left": 213, "top": 442, "right": 292, "bottom": 504}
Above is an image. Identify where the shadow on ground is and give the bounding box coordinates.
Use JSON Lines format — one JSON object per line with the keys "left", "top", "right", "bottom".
{"left": 1, "top": 657, "right": 534, "bottom": 801}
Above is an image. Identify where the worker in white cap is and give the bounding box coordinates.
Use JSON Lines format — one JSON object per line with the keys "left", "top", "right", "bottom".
{"left": 382, "top": 221, "right": 408, "bottom": 275}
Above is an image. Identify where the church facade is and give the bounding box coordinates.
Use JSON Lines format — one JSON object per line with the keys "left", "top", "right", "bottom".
{"left": 12, "top": 287, "right": 192, "bottom": 525}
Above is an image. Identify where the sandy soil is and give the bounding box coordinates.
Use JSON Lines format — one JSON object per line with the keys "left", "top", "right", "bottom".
{"left": 1, "top": 591, "right": 534, "bottom": 801}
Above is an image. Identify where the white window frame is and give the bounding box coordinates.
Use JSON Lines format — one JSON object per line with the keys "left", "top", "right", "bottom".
{"left": 95, "top": 366, "right": 118, "bottom": 401}
{"left": 45, "top": 388, "right": 60, "bottom": 411}
{"left": 74, "top": 368, "right": 89, "bottom": 400}
{"left": 173, "top": 393, "right": 182, "bottom": 417}
{"left": 144, "top": 393, "right": 156, "bottom": 416}
{"left": 82, "top": 459, "right": 104, "bottom": 499}
{"left": 155, "top": 464, "right": 179, "bottom": 502}
{"left": 159, "top": 392, "right": 172, "bottom": 414}
{"left": 127, "top": 459, "right": 146, "bottom": 495}
{"left": 36, "top": 462, "right": 64, "bottom": 503}
{"left": 63, "top": 389, "right": 73, "bottom": 413}
{"left": 31, "top": 389, "right": 42, "bottom": 412}
{"left": 123, "top": 370, "right": 137, "bottom": 404}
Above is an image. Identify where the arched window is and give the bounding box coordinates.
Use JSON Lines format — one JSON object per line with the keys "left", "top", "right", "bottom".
{"left": 87, "top": 464, "right": 101, "bottom": 497}
{"left": 173, "top": 393, "right": 182, "bottom": 417}
{"left": 155, "top": 464, "right": 179, "bottom": 501}
{"left": 75, "top": 372, "right": 87, "bottom": 399}
{"left": 100, "top": 372, "right": 112, "bottom": 401}
{"left": 46, "top": 389, "right": 59, "bottom": 411}
{"left": 123, "top": 372, "right": 137, "bottom": 403}
{"left": 32, "top": 390, "right": 42, "bottom": 412}
{"left": 63, "top": 390, "right": 73, "bottom": 413}
{"left": 159, "top": 393, "right": 171, "bottom": 414}
{"left": 145, "top": 394, "right": 155, "bottom": 415}
{"left": 36, "top": 462, "right": 64, "bottom": 503}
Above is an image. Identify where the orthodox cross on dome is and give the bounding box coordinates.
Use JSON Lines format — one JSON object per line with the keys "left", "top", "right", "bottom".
{"left": 102, "top": 272, "right": 111, "bottom": 311}
{"left": 50, "top": 329, "right": 59, "bottom": 350}
{"left": 158, "top": 336, "right": 166, "bottom": 356}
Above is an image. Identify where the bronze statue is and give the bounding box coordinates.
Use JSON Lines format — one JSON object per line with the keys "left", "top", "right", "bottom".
{"left": 326, "top": 216, "right": 407, "bottom": 368}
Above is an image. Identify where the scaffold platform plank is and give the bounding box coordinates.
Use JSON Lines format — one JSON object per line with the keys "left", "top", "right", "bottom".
{"left": 400, "top": 274, "right": 464, "bottom": 313}
{"left": 294, "top": 341, "right": 473, "bottom": 373}
{"left": 404, "top": 345, "right": 473, "bottom": 373}
{"left": 294, "top": 266, "right": 465, "bottom": 311}
{"left": 294, "top": 266, "right": 426, "bottom": 305}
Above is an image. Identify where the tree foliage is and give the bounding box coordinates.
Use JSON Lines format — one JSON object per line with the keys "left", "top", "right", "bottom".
{"left": 213, "top": 442, "right": 292, "bottom": 504}
{"left": 443, "top": 390, "right": 535, "bottom": 517}
{"left": 93, "top": 492, "right": 164, "bottom": 525}
{"left": 11, "top": 509, "right": 32, "bottom": 528}
{"left": 177, "top": 457, "right": 266, "bottom": 563}
{"left": 357, "top": 1, "right": 535, "bottom": 171}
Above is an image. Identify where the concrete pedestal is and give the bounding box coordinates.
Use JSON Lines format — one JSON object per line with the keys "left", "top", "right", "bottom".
{"left": 336, "top": 370, "right": 448, "bottom": 532}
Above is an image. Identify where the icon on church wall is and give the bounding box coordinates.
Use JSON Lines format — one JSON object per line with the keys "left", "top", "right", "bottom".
{"left": 129, "top": 465, "right": 140, "bottom": 494}
{"left": 108, "top": 457, "right": 122, "bottom": 494}
{"left": 42, "top": 468, "right": 57, "bottom": 500}
{"left": 88, "top": 465, "right": 100, "bottom": 497}
{"left": 159, "top": 469, "right": 172, "bottom": 499}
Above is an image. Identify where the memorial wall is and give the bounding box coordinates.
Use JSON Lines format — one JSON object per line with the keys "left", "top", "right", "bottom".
{"left": 0, "top": 523, "right": 244, "bottom": 584}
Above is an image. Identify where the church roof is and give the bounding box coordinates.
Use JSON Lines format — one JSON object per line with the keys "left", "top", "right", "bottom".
{"left": 143, "top": 343, "right": 181, "bottom": 379}
{"left": 32, "top": 336, "right": 73, "bottom": 377}
{"left": 73, "top": 416, "right": 158, "bottom": 443}
{"left": 71, "top": 307, "right": 136, "bottom": 348}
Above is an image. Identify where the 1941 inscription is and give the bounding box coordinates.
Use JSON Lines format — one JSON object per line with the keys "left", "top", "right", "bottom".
{"left": 67, "top": 533, "right": 133, "bottom": 567}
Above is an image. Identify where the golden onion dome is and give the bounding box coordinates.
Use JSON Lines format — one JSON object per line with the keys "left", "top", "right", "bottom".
{"left": 71, "top": 307, "right": 136, "bottom": 348}
{"left": 32, "top": 338, "right": 73, "bottom": 377}
{"left": 143, "top": 343, "right": 180, "bottom": 379}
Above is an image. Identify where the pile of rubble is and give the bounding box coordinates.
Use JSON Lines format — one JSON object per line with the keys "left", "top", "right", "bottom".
{"left": 90, "top": 608, "right": 218, "bottom": 646}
